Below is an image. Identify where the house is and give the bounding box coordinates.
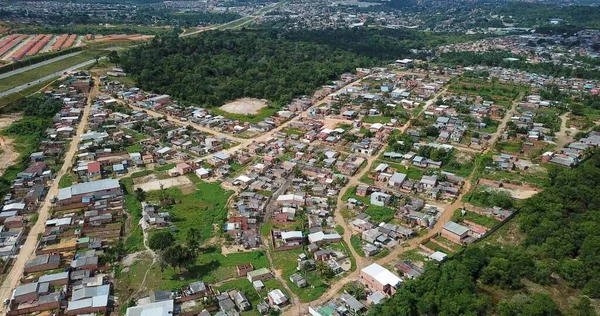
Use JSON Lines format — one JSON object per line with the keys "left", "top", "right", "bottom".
{"left": 280, "top": 231, "right": 304, "bottom": 243}
{"left": 370, "top": 192, "right": 391, "bottom": 207}
{"left": 341, "top": 293, "right": 366, "bottom": 313}
{"left": 66, "top": 285, "right": 110, "bottom": 315}
{"left": 176, "top": 163, "right": 193, "bottom": 175}
{"left": 247, "top": 268, "right": 273, "bottom": 282}
{"left": 290, "top": 273, "right": 307, "bottom": 288}
{"left": 441, "top": 221, "right": 469, "bottom": 244}
{"left": 367, "top": 291, "right": 386, "bottom": 305}
{"left": 359, "top": 263, "right": 402, "bottom": 295}
{"left": 307, "top": 231, "right": 342, "bottom": 245}
{"left": 56, "top": 179, "right": 122, "bottom": 206}
{"left": 268, "top": 289, "right": 288, "bottom": 306}
{"left": 429, "top": 251, "right": 448, "bottom": 262}
{"left": 87, "top": 162, "right": 102, "bottom": 181}
{"left": 388, "top": 172, "right": 407, "bottom": 189}
{"left": 24, "top": 254, "right": 60, "bottom": 273}
{"left": 195, "top": 168, "right": 210, "bottom": 179}
{"left": 125, "top": 300, "right": 174, "bottom": 316}
{"left": 13, "top": 282, "right": 49, "bottom": 303}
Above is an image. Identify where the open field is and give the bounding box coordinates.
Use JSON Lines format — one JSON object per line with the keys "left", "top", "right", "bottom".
{"left": 133, "top": 174, "right": 194, "bottom": 191}
{"left": 221, "top": 98, "right": 268, "bottom": 115}
{"left": 0, "top": 50, "right": 104, "bottom": 93}
{"left": 144, "top": 182, "right": 233, "bottom": 243}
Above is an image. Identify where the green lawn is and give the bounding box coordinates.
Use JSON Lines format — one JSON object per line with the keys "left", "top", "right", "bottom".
{"left": 362, "top": 116, "right": 392, "bottom": 124}
{"left": 58, "top": 173, "right": 76, "bottom": 188}
{"left": 350, "top": 234, "right": 365, "bottom": 257}
{"left": 125, "top": 143, "right": 142, "bottom": 153}
{"left": 451, "top": 209, "right": 501, "bottom": 229}
{"left": 122, "top": 128, "right": 147, "bottom": 140}
{"left": 154, "top": 163, "right": 176, "bottom": 172}
{"left": 145, "top": 182, "right": 232, "bottom": 243}
{"left": 365, "top": 205, "right": 396, "bottom": 223}
{"left": 131, "top": 169, "right": 154, "bottom": 178}
{"left": 160, "top": 249, "right": 269, "bottom": 288}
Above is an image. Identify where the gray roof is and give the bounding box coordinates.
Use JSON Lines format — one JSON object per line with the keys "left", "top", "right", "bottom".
{"left": 25, "top": 254, "right": 60, "bottom": 269}
{"left": 14, "top": 282, "right": 40, "bottom": 297}
{"left": 38, "top": 271, "right": 69, "bottom": 283}
{"left": 443, "top": 221, "right": 469, "bottom": 236}
{"left": 38, "top": 292, "right": 60, "bottom": 304}
{"left": 389, "top": 172, "right": 407, "bottom": 184}
{"left": 72, "top": 285, "right": 110, "bottom": 301}
{"left": 57, "top": 179, "right": 120, "bottom": 201}
{"left": 190, "top": 281, "right": 206, "bottom": 293}
{"left": 341, "top": 293, "right": 365, "bottom": 311}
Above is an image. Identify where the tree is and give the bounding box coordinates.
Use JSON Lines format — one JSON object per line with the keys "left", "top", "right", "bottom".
{"left": 572, "top": 297, "right": 597, "bottom": 316}
{"left": 149, "top": 231, "right": 175, "bottom": 251}
{"left": 186, "top": 228, "right": 202, "bottom": 254}
{"left": 316, "top": 261, "right": 334, "bottom": 279}
{"left": 135, "top": 188, "right": 146, "bottom": 202}
{"left": 425, "top": 125, "right": 440, "bottom": 137}
{"left": 108, "top": 50, "right": 120, "bottom": 65}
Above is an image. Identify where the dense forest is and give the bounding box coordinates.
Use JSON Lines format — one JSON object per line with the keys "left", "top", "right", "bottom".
{"left": 120, "top": 29, "right": 481, "bottom": 107}
{"left": 370, "top": 153, "right": 600, "bottom": 316}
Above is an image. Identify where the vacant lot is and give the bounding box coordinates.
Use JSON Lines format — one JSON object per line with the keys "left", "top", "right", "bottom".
{"left": 221, "top": 98, "right": 268, "bottom": 115}
{"left": 144, "top": 181, "right": 232, "bottom": 243}
{"left": 133, "top": 174, "right": 193, "bottom": 191}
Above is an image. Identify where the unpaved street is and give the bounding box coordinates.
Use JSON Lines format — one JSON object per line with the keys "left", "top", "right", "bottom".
{"left": 0, "top": 78, "right": 98, "bottom": 307}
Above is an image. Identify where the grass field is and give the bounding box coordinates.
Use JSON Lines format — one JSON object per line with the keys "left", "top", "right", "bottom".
{"left": 451, "top": 209, "right": 501, "bottom": 229}
{"left": 270, "top": 247, "right": 329, "bottom": 302}
{"left": 161, "top": 248, "right": 269, "bottom": 288}
{"left": 0, "top": 50, "right": 105, "bottom": 93}
{"left": 350, "top": 234, "right": 365, "bottom": 257}
{"left": 125, "top": 143, "right": 142, "bottom": 153}
{"left": 145, "top": 181, "right": 232, "bottom": 243}
{"left": 58, "top": 173, "right": 76, "bottom": 188}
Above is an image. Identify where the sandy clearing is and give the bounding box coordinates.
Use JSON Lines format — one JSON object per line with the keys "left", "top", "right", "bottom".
{"left": 0, "top": 114, "right": 22, "bottom": 177}
{"left": 133, "top": 174, "right": 192, "bottom": 191}
{"left": 221, "top": 97, "right": 268, "bottom": 115}
{"left": 492, "top": 187, "right": 539, "bottom": 199}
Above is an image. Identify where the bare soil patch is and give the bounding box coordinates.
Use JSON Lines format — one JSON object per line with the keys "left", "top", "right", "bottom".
{"left": 455, "top": 151, "right": 474, "bottom": 164}
{"left": 221, "top": 98, "right": 268, "bottom": 115}
{"left": 0, "top": 114, "right": 23, "bottom": 177}
{"left": 492, "top": 186, "right": 539, "bottom": 199}
{"left": 133, "top": 174, "right": 192, "bottom": 192}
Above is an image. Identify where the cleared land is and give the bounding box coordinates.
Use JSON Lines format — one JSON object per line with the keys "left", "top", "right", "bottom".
{"left": 221, "top": 98, "right": 268, "bottom": 115}
{"left": 133, "top": 174, "right": 193, "bottom": 191}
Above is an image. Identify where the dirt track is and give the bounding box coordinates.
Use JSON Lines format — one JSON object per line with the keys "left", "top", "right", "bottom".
{"left": 0, "top": 79, "right": 98, "bottom": 307}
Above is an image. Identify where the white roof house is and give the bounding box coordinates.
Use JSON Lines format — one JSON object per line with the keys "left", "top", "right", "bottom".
{"left": 125, "top": 299, "right": 174, "bottom": 316}
{"left": 281, "top": 231, "right": 303, "bottom": 241}
{"left": 361, "top": 263, "right": 402, "bottom": 288}
{"left": 307, "top": 231, "right": 342, "bottom": 244}
{"left": 57, "top": 179, "right": 120, "bottom": 201}
{"left": 268, "top": 289, "right": 287, "bottom": 305}
{"left": 429, "top": 251, "right": 448, "bottom": 262}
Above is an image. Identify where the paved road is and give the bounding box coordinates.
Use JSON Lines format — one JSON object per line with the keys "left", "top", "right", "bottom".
{"left": 0, "top": 79, "right": 98, "bottom": 310}
{"left": 0, "top": 51, "right": 83, "bottom": 80}
{"left": 0, "top": 57, "right": 103, "bottom": 98}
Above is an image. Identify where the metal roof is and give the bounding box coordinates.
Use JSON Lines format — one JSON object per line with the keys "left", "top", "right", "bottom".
{"left": 58, "top": 179, "right": 120, "bottom": 201}
{"left": 443, "top": 221, "right": 469, "bottom": 236}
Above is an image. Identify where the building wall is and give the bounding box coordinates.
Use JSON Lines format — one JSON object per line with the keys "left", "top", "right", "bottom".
{"left": 441, "top": 229, "right": 464, "bottom": 244}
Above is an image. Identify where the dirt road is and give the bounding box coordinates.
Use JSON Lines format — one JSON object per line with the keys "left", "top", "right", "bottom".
{"left": 554, "top": 112, "right": 573, "bottom": 149}
{"left": 0, "top": 79, "right": 98, "bottom": 306}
